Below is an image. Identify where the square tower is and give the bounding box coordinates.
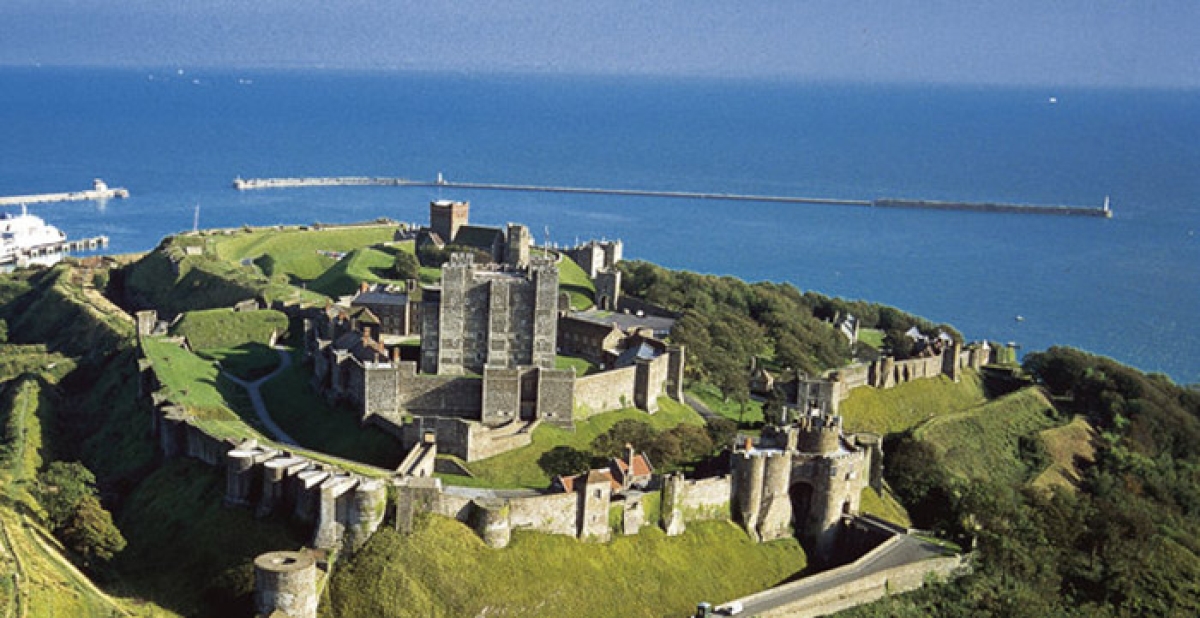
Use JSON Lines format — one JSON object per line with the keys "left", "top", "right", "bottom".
{"left": 429, "top": 200, "right": 469, "bottom": 243}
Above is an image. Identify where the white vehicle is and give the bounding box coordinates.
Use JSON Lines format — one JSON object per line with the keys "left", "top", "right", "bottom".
{"left": 716, "top": 600, "right": 744, "bottom": 615}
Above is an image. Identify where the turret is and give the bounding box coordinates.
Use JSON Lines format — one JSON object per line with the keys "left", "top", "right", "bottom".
{"left": 795, "top": 411, "right": 843, "bottom": 455}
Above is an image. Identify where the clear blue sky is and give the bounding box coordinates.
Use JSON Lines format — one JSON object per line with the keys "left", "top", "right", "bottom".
{"left": 2, "top": 1, "right": 1197, "bottom": 87}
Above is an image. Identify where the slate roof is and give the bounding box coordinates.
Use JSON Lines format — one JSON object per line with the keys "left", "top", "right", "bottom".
{"left": 614, "top": 340, "right": 662, "bottom": 368}
{"left": 571, "top": 309, "right": 676, "bottom": 338}
{"left": 453, "top": 225, "right": 504, "bottom": 251}
{"left": 353, "top": 290, "right": 409, "bottom": 307}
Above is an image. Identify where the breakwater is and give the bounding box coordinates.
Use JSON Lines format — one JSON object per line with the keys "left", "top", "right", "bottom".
{"left": 0, "top": 179, "right": 129, "bottom": 206}
{"left": 231, "top": 175, "right": 1112, "bottom": 218}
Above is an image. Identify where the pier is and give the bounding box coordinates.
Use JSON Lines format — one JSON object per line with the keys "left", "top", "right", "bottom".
{"left": 0, "top": 179, "right": 130, "bottom": 206}
{"left": 231, "top": 175, "right": 1112, "bottom": 218}
{"left": 1, "top": 236, "right": 109, "bottom": 268}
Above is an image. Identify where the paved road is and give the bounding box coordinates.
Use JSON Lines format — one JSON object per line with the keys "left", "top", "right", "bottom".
{"left": 737, "top": 534, "right": 949, "bottom": 616}
{"left": 683, "top": 394, "right": 722, "bottom": 422}
{"left": 222, "top": 347, "right": 298, "bottom": 446}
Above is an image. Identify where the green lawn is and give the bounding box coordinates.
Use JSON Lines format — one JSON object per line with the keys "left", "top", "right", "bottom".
{"left": 171, "top": 308, "right": 288, "bottom": 351}
{"left": 449, "top": 398, "right": 704, "bottom": 489}
{"left": 197, "top": 343, "right": 281, "bottom": 382}
{"left": 839, "top": 370, "right": 987, "bottom": 435}
{"left": 326, "top": 516, "right": 805, "bottom": 618}
{"left": 258, "top": 350, "right": 406, "bottom": 469}
{"left": 555, "top": 253, "right": 595, "bottom": 310}
{"left": 308, "top": 245, "right": 410, "bottom": 298}
{"left": 554, "top": 354, "right": 599, "bottom": 376}
{"left": 209, "top": 225, "right": 400, "bottom": 282}
{"left": 686, "top": 383, "right": 765, "bottom": 425}
{"left": 857, "top": 328, "right": 885, "bottom": 349}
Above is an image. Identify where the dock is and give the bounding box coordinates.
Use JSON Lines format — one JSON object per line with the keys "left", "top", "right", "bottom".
{"left": 1, "top": 236, "right": 109, "bottom": 268}
{"left": 231, "top": 175, "right": 1112, "bottom": 218}
{"left": 0, "top": 179, "right": 130, "bottom": 207}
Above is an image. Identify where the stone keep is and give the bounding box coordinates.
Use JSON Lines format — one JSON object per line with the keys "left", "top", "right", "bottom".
{"left": 421, "top": 253, "right": 558, "bottom": 375}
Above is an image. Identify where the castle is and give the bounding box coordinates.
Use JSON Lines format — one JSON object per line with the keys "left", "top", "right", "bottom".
{"left": 306, "top": 201, "right": 685, "bottom": 461}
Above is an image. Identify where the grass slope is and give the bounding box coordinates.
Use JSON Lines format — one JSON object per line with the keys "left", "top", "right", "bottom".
{"left": 259, "top": 350, "right": 405, "bottom": 469}
{"left": 140, "top": 337, "right": 261, "bottom": 441}
{"left": 1031, "top": 415, "right": 1098, "bottom": 491}
{"left": 308, "top": 245, "right": 409, "bottom": 298}
{"left": 327, "top": 516, "right": 805, "bottom": 618}
{"left": 686, "top": 383, "right": 765, "bottom": 425}
{"left": 839, "top": 370, "right": 987, "bottom": 435}
{"left": 209, "top": 225, "right": 398, "bottom": 282}
{"left": 171, "top": 308, "right": 288, "bottom": 351}
{"left": 555, "top": 253, "right": 595, "bottom": 310}
{"left": 858, "top": 487, "right": 911, "bottom": 528}
{"left": 109, "top": 459, "right": 304, "bottom": 617}
{"left": 913, "top": 387, "right": 1060, "bottom": 485}
{"left": 452, "top": 398, "right": 704, "bottom": 489}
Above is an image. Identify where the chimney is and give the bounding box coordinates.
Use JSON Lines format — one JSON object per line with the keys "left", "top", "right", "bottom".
{"left": 743, "top": 437, "right": 754, "bottom": 452}
{"left": 392, "top": 346, "right": 400, "bottom": 362}
{"left": 625, "top": 442, "right": 636, "bottom": 484}
{"left": 360, "top": 281, "right": 369, "bottom": 294}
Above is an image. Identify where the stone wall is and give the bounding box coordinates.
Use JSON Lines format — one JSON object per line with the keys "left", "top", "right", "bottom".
{"left": 574, "top": 366, "right": 638, "bottom": 414}
{"left": 734, "top": 543, "right": 970, "bottom": 618}
{"left": 508, "top": 492, "right": 579, "bottom": 537}
{"left": 139, "top": 339, "right": 389, "bottom": 556}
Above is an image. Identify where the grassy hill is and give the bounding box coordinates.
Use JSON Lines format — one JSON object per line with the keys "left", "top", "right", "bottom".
{"left": 307, "top": 244, "right": 411, "bottom": 298}
{"left": 170, "top": 308, "right": 288, "bottom": 351}
{"left": 912, "top": 387, "right": 1060, "bottom": 485}
{"left": 208, "top": 224, "right": 399, "bottom": 282}
{"left": 326, "top": 516, "right": 805, "bottom": 618}
{"left": 839, "top": 370, "right": 988, "bottom": 435}
{"left": 1030, "top": 415, "right": 1097, "bottom": 491}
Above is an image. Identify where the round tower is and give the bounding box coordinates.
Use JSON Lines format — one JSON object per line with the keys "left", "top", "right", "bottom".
{"left": 796, "top": 414, "right": 842, "bottom": 454}
{"left": 224, "top": 447, "right": 257, "bottom": 506}
{"left": 345, "top": 478, "right": 388, "bottom": 553}
{"left": 254, "top": 550, "right": 318, "bottom": 618}
{"left": 473, "top": 499, "right": 512, "bottom": 549}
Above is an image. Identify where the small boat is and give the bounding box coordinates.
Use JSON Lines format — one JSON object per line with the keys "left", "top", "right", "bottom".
{"left": 1015, "top": 315, "right": 1025, "bottom": 322}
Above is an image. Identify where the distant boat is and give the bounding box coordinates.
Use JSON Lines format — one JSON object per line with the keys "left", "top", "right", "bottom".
{"left": 1048, "top": 96, "right": 1058, "bottom": 104}
{"left": 1015, "top": 315, "right": 1025, "bottom": 322}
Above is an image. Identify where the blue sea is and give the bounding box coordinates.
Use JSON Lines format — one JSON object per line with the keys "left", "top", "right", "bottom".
{"left": 1, "top": 67, "right": 1197, "bottom": 384}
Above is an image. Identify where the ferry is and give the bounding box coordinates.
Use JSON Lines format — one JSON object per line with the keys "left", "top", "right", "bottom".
{"left": 0, "top": 206, "right": 69, "bottom": 268}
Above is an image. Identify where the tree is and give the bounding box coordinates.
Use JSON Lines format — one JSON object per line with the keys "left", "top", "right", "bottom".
{"left": 537, "top": 446, "right": 592, "bottom": 477}
{"left": 591, "top": 419, "right": 657, "bottom": 460}
{"left": 393, "top": 251, "right": 420, "bottom": 280}
{"left": 704, "top": 417, "right": 738, "bottom": 452}
{"left": 60, "top": 494, "right": 126, "bottom": 564}
{"left": 38, "top": 461, "right": 97, "bottom": 530}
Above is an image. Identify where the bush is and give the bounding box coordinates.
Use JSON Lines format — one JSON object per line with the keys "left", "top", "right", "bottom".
{"left": 537, "top": 446, "right": 592, "bottom": 477}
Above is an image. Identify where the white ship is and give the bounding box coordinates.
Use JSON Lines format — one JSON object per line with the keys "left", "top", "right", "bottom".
{"left": 0, "top": 206, "right": 69, "bottom": 268}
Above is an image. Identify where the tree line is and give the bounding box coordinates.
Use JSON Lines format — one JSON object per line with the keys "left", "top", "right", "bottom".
{"left": 844, "top": 347, "right": 1200, "bottom": 617}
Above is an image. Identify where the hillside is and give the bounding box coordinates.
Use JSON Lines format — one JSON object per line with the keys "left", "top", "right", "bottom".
{"left": 327, "top": 517, "right": 805, "bottom": 618}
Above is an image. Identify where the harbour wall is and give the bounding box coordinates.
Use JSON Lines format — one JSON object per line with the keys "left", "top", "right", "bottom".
{"left": 230, "top": 175, "right": 1112, "bottom": 218}
{"left": 0, "top": 184, "right": 129, "bottom": 206}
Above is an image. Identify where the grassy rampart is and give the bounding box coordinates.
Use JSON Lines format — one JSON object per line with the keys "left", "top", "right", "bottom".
{"left": 839, "top": 370, "right": 987, "bottom": 435}
{"left": 326, "top": 516, "right": 805, "bottom": 618}
{"left": 912, "top": 387, "right": 1060, "bottom": 485}
{"left": 208, "top": 225, "right": 399, "bottom": 282}
{"left": 170, "top": 308, "right": 288, "bottom": 351}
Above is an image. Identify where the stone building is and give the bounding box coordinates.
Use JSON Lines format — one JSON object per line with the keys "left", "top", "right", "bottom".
{"left": 731, "top": 408, "right": 880, "bottom": 564}
{"left": 564, "top": 239, "right": 623, "bottom": 279}
{"left": 420, "top": 253, "right": 558, "bottom": 375}
{"left": 350, "top": 283, "right": 415, "bottom": 337}
{"left": 423, "top": 200, "right": 531, "bottom": 266}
